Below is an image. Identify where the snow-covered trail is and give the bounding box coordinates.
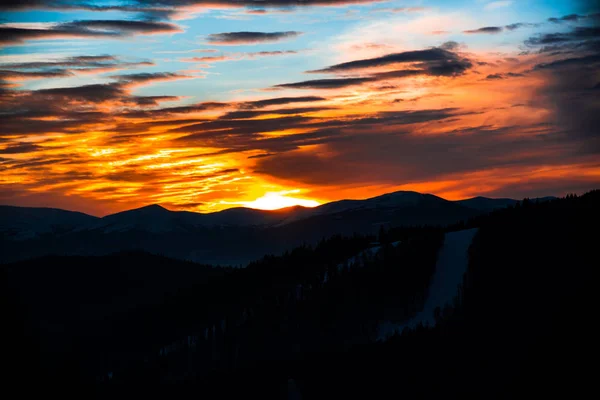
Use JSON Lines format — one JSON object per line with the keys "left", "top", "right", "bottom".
{"left": 378, "top": 228, "right": 478, "bottom": 340}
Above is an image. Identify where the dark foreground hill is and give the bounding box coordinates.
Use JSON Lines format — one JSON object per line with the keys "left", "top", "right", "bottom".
{"left": 296, "top": 192, "right": 599, "bottom": 399}
{"left": 2, "top": 190, "right": 597, "bottom": 399}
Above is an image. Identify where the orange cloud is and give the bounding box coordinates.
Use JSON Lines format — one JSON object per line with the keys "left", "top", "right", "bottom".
{"left": 2, "top": 37, "right": 599, "bottom": 215}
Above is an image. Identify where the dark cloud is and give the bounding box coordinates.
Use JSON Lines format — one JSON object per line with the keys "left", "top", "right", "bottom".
{"left": 0, "top": 20, "right": 181, "bottom": 46}
{"left": 120, "top": 102, "right": 229, "bottom": 119}
{"left": 249, "top": 117, "right": 596, "bottom": 189}
{"left": 0, "top": 0, "right": 387, "bottom": 12}
{"left": 247, "top": 153, "right": 275, "bottom": 159}
{"left": 308, "top": 47, "right": 472, "bottom": 77}
{"left": 0, "top": 1, "right": 387, "bottom": 25}
{"left": 218, "top": 106, "right": 334, "bottom": 120}
{"left": 369, "top": 69, "right": 423, "bottom": 80}
{"left": 278, "top": 47, "right": 472, "bottom": 89}
{"left": 485, "top": 72, "right": 525, "bottom": 80}
{"left": 0, "top": 69, "right": 74, "bottom": 80}
{"left": 0, "top": 55, "right": 155, "bottom": 90}
{"left": 0, "top": 26, "right": 114, "bottom": 45}
{"left": 505, "top": 22, "right": 538, "bottom": 31}
{"left": 171, "top": 115, "right": 308, "bottom": 137}
{"left": 206, "top": 31, "right": 303, "bottom": 45}
{"left": 36, "top": 83, "right": 125, "bottom": 102}
{"left": 536, "top": 39, "right": 600, "bottom": 55}
{"left": 250, "top": 125, "right": 512, "bottom": 185}
{"left": 548, "top": 14, "right": 586, "bottom": 23}
{"left": 0, "top": 142, "right": 41, "bottom": 154}
{"left": 527, "top": 34, "right": 600, "bottom": 153}
{"left": 533, "top": 53, "right": 600, "bottom": 70}
{"left": 309, "top": 48, "right": 466, "bottom": 73}
{"left": 439, "top": 41, "right": 460, "bottom": 51}
{"left": 1, "top": 76, "right": 185, "bottom": 119}
{"left": 61, "top": 19, "right": 180, "bottom": 33}
{"left": 0, "top": 55, "right": 153, "bottom": 72}
{"left": 525, "top": 27, "right": 600, "bottom": 46}
{"left": 0, "top": 70, "right": 201, "bottom": 138}
{"left": 275, "top": 77, "right": 376, "bottom": 89}
{"left": 240, "top": 96, "right": 326, "bottom": 109}
{"left": 505, "top": 23, "right": 522, "bottom": 31}
{"left": 276, "top": 65, "right": 471, "bottom": 88}
{"left": 129, "top": 95, "right": 181, "bottom": 106}
{"left": 110, "top": 72, "right": 192, "bottom": 85}
{"left": 172, "top": 108, "right": 463, "bottom": 156}
{"left": 463, "top": 26, "right": 503, "bottom": 34}
{"left": 1, "top": 55, "right": 114, "bottom": 70}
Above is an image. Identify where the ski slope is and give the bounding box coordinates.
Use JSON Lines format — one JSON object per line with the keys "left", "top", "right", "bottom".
{"left": 378, "top": 228, "right": 478, "bottom": 339}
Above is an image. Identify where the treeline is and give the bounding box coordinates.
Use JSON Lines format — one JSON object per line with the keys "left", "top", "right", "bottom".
{"left": 6, "top": 190, "right": 598, "bottom": 398}
{"left": 105, "top": 229, "right": 444, "bottom": 388}
{"left": 293, "top": 190, "right": 600, "bottom": 399}
{"left": 3, "top": 228, "right": 444, "bottom": 397}
{"left": 103, "top": 190, "right": 598, "bottom": 398}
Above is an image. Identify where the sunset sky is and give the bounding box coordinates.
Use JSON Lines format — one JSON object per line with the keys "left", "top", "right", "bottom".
{"left": 1, "top": 0, "right": 599, "bottom": 215}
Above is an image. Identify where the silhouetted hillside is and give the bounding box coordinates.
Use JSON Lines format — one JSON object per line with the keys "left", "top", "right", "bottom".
{"left": 0, "top": 190, "right": 481, "bottom": 264}
{"left": 3, "top": 190, "right": 598, "bottom": 399}
{"left": 0, "top": 205, "right": 97, "bottom": 240}
{"left": 295, "top": 190, "right": 599, "bottom": 399}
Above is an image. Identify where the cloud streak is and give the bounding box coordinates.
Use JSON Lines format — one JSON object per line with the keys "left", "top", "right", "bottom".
{"left": 180, "top": 50, "right": 298, "bottom": 63}
{"left": 276, "top": 47, "right": 473, "bottom": 89}
{"left": 0, "top": 20, "right": 182, "bottom": 46}
{"left": 309, "top": 48, "right": 472, "bottom": 75}
{"left": 0, "top": 0, "right": 389, "bottom": 12}
{"left": 206, "top": 31, "right": 303, "bottom": 45}
{"left": 1, "top": 1, "right": 599, "bottom": 213}
{"left": 463, "top": 26, "right": 503, "bottom": 34}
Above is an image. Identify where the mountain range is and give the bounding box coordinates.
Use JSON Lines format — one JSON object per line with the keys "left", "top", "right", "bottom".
{"left": 0, "top": 191, "right": 555, "bottom": 265}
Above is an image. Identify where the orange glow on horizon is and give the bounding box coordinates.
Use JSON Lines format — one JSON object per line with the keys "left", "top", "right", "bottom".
{"left": 237, "top": 192, "right": 321, "bottom": 210}
{"left": 2, "top": 25, "right": 598, "bottom": 217}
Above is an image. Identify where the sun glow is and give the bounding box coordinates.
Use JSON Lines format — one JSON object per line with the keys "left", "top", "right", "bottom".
{"left": 241, "top": 192, "right": 320, "bottom": 210}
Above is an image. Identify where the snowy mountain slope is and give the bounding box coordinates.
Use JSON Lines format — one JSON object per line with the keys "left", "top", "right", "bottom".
{"left": 378, "top": 228, "right": 479, "bottom": 339}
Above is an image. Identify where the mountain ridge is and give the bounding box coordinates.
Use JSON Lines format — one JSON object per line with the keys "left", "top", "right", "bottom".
{"left": 0, "top": 190, "right": 556, "bottom": 221}
{"left": 0, "top": 190, "right": 557, "bottom": 239}
{"left": 0, "top": 190, "right": 557, "bottom": 265}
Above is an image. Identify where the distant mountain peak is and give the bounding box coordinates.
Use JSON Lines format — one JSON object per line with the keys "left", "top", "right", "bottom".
{"left": 367, "top": 190, "right": 439, "bottom": 206}
{"left": 139, "top": 204, "right": 168, "bottom": 211}
{"left": 376, "top": 190, "right": 426, "bottom": 199}
{"left": 115, "top": 203, "right": 170, "bottom": 215}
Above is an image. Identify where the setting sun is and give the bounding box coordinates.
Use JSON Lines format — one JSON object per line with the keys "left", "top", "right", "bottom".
{"left": 241, "top": 192, "right": 320, "bottom": 210}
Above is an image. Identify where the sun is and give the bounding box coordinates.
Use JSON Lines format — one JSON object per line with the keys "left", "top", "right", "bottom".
{"left": 242, "top": 192, "right": 320, "bottom": 210}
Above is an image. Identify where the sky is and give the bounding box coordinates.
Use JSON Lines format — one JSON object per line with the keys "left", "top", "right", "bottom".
{"left": 0, "top": 0, "right": 599, "bottom": 216}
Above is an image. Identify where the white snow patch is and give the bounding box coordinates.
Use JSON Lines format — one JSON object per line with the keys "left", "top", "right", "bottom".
{"left": 378, "top": 228, "right": 478, "bottom": 340}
